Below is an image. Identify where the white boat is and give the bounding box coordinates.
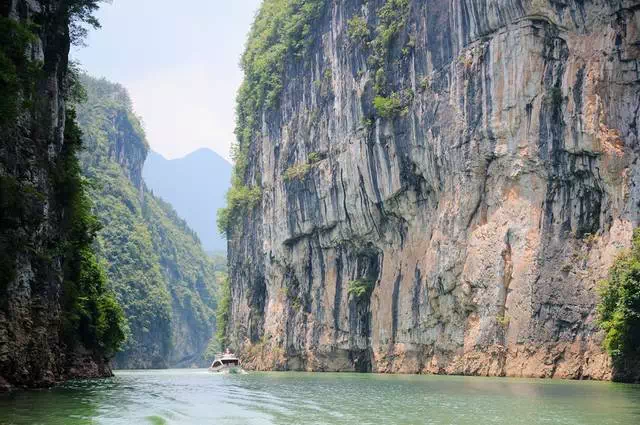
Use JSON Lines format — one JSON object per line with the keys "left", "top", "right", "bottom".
{"left": 208, "top": 349, "right": 243, "bottom": 374}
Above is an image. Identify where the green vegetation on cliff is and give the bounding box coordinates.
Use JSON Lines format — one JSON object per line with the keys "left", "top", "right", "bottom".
{"left": 58, "top": 110, "right": 126, "bottom": 358}
{"left": 348, "top": 0, "right": 411, "bottom": 118}
{"left": 347, "top": 15, "right": 370, "bottom": 44}
{"left": 373, "top": 95, "right": 404, "bottom": 118}
{"left": 218, "top": 0, "right": 413, "bottom": 236}
{"left": 76, "top": 75, "right": 221, "bottom": 367}
{"left": 1, "top": 1, "right": 127, "bottom": 366}
{"left": 347, "top": 279, "right": 374, "bottom": 300}
{"left": 218, "top": 0, "right": 326, "bottom": 235}
{"left": 371, "top": 0, "right": 410, "bottom": 54}
{"left": 598, "top": 229, "right": 640, "bottom": 362}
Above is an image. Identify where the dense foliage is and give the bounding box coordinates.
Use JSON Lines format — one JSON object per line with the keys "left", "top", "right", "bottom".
{"left": 58, "top": 109, "right": 126, "bottom": 358}
{"left": 371, "top": 0, "right": 410, "bottom": 55}
{"left": 66, "top": 0, "right": 106, "bottom": 45}
{"left": 76, "top": 76, "right": 220, "bottom": 366}
{"left": 597, "top": 229, "right": 640, "bottom": 361}
{"left": 217, "top": 186, "right": 262, "bottom": 235}
{"left": 217, "top": 0, "right": 326, "bottom": 235}
{"left": 283, "top": 163, "right": 312, "bottom": 182}
{"left": 373, "top": 95, "right": 404, "bottom": 118}
{"left": 347, "top": 15, "right": 369, "bottom": 43}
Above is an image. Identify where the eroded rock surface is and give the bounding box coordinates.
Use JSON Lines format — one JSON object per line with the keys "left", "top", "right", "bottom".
{"left": 0, "top": 0, "right": 112, "bottom": 390}
{"left": 227, "top": 0, "right": 640, "bottom": 380}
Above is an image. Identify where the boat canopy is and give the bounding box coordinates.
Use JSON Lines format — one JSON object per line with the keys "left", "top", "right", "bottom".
{"left": 210, "top": 353, "right": 240, "bottom": 368}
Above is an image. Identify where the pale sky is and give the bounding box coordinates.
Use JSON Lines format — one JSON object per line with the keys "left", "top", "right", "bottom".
{"left": 73, "top": 0, "right": 262, "bottom": 160}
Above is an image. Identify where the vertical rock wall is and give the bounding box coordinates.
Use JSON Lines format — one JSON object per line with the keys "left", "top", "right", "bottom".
{"left": 0, "top": 0, "right": 112, "bottom": 391}
{"left": 228, "top": 0, "right": 640, "bottom": 380}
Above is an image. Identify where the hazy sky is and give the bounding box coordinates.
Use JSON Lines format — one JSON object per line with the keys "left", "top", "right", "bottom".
{"left": 73, "top": 0, "right": 262, "bottom": 160}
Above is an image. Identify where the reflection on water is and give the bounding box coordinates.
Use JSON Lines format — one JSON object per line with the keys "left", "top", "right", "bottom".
{"left": 1, "top": 369, "right": 639, "bottom": 425}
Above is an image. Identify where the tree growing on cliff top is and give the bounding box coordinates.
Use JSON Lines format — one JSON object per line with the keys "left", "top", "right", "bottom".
{"left": 597, "top": 229, "right": 640, "bottom": 362}
{"left": 67, "top": 0, "right": 110, "bottom": 45}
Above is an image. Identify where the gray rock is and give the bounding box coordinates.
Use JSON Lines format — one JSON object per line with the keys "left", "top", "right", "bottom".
{"left": 0, "top": 0, "right": 112, "bottom": 391}
{"left": 227, "top": 0, "right": 640, "bottom": 380}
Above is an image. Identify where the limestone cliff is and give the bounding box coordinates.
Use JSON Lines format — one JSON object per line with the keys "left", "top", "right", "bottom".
{"left": 226, "top": 0, "right": 640, "bottom": 381}
{"left": 0, "top": 0, "right": 116, "bottom": 390}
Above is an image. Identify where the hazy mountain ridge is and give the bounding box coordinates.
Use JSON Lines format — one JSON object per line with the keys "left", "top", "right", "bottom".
{"left": 143, "top": 148, "right": 232, "bottom": 252}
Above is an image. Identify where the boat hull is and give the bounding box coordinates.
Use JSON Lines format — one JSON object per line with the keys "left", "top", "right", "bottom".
{"left": 208, "top": 365, "right": 245, "bottom": 374}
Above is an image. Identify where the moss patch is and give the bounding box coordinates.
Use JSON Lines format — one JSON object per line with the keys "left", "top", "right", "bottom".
{"left": 347, "top": 278, "right": 374, "bottom": 300}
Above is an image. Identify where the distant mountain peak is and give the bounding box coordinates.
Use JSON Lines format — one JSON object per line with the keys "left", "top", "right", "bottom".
{"left": 153, "top": 148, "right": 231, "bottom": 164}
{"left": 143, "top": 148, "right": 231, "bottom": 252}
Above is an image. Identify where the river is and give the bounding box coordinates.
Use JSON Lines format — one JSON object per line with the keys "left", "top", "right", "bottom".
{"left": 1, "top": 369, "right": 639, "bottom": 424}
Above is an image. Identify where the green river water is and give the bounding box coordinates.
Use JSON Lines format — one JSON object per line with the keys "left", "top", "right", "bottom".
{"left": 1, "top": 369, "right": 639, "bottom": 424}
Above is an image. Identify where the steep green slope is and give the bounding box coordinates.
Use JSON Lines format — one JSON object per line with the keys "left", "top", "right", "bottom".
{"left": 76, "top": 75, "right": 220, "bottom": 368}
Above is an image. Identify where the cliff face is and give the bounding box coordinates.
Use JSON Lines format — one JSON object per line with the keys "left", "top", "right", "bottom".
{"left": 0, "top": 1, "right": 114, "bottom": 391}
{"left": 227, "top": 0, "right": 640, "bottom": 380}
{"left": 77, "top": 76, "right": 220, "bottom": 369}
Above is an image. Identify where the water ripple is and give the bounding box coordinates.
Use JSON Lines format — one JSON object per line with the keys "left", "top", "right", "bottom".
{"left": 1, "top": 370, "right": 640, "bottom": 425}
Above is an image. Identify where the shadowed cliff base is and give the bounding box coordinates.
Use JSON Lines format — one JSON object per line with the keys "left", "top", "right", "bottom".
{"left": 612, "top": 356, "right": 640, "bottom": 383}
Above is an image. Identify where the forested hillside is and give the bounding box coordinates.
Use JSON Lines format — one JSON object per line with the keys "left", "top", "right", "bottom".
{"left": 76, "top": 75, "right": 222, "bottom": 368}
